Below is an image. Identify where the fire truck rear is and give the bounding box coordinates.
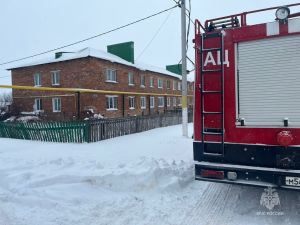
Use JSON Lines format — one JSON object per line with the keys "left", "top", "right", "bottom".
{"left": 193, "top": 3, "right": 300, "bottom": 189}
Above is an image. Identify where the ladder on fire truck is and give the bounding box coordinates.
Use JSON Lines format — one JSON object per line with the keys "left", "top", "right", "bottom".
{"left": 200, "top": 32, "right": 225, "bottom": 158}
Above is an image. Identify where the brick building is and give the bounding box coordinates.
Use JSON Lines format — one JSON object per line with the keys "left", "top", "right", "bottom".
{"left": 9, "top": 44, "right": 194, "bottom": 121}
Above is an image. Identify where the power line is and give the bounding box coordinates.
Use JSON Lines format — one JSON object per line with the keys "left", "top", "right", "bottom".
{"left": 186, "top": 0, "right": 191, "bottom": 52}
{"left": 171, "top": 0, "right": 195, "bottom": 73}
{"left": 187, "top": 55, "right": 195, "bottom": 66}
{"left": 171, "top": 0, "right": 195, "bottom": 25}
{"left": 171, "top": 1, "right": 195, "bottom": 60}
{"left": 136, "top": 9, "right": 173, "bottom": 60}
{"left": 0, "top": 5, "right": 178, "bottom": 66}
{"left": 171, "top": 0, "right": 180, "bottom": 5}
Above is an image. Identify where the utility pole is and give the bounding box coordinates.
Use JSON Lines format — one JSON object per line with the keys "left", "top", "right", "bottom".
{"left": 181, "top": 0, "right": 188, "bottom": 137}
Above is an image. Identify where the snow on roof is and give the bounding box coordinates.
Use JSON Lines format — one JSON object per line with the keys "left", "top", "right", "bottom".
{"left": 8, "top": 47, "right": 194, "bottom": 82}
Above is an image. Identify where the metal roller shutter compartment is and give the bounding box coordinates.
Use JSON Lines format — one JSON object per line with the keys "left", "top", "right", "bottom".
{"left": 238, "top": 35, "right": 300, "bottom": 127}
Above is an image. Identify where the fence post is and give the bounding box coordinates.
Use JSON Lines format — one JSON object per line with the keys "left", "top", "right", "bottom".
{"left": 159, "top": 114, "right": 163, "bottom": 127}
{"left": 0, "top": 110, "right": 191, "bottom": 143}
{"left": 21, "top": 122, "right": 30, "bottom": 140}
{"left": 84, "top": 120, "right": 91, "bottom": 143}
{"left": 135, "top": 116, "right": 139, "bottom": 133}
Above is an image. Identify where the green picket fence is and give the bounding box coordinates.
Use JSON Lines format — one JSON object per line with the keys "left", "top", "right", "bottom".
{"left": 0, "top": 121, "right": 88, "bottom": 143}
{"left": 0, "top": 111, "right": 193, "bottom": 143}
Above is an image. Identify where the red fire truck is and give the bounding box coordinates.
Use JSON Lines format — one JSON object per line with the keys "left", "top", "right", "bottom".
{"left": 193, "top": 3, "right": 300, "bottom": 189}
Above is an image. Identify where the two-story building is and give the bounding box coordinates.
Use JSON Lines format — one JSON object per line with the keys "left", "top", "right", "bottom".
{"left": 9, "top": 42, "right": 194, "bottom": 120}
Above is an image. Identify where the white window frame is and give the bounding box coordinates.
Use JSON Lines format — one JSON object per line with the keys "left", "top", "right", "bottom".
{"left": 189, "top": 96, "right": 194, "bottom": 106}
{"left": 106, "top": 95, "right": 118, "bottom": 110}
{"left": 167, "top": 97, "right": 171, "bottom": 107}
{"left": 129, "top": 96, "right": 135, "bottom": 109}
{"left": 34, "top": 73, "right": 42, "bottom": 87}
{"left": 158, "top": 79, "right": 163, "bottom": 89}
{"left": 173, "top": 81, "right": 177, "bottom": 90}
{"left": 140, "top": 96, "right": 146, "bottom": 109}
{"left": 52, "top": 97, "right": 61, "bottom": 112}
{"left": 158, "top": 97, "right": 164, "bottom": 108}
{"left": 106, "top": 68, "right": 117, "bottom": 83}
{"left": 178, "top": 82, "right": 181, "bottom": 91}
{"left": 150, "top": 77, "right": 154, "bottom": 87}
{"left": 128, "top": 72, "right": 134, "bottom": 86}
{"left": 166, "top": 80, "right": 171, "bottom": 89}
{"left": 51, "top": 71, "right": 60, "bottom": 86}
{"left": 140, "top": 74, "right": 145, "bottom": 87}
{"left": 34, "top": 98, "right": 43, "bottom": 111}
{"left": 150, "top": 97, "right": 155, "bottom": 109}
{"left": 178, "top": 97, "right": 182, "bottom": 106}
{"left": 173, "top": 97, "right": 177, "bottom": 107}
{"left": 190, "top": 84, "right": 194, "bottom": 91}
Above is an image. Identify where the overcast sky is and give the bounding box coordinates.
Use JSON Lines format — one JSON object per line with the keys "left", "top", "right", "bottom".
{"left": 0, "top": 0, "right": 299, "bottom": 93}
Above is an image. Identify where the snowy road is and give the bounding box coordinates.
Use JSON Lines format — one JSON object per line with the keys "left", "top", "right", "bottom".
{"left": 182, "top": 183, "right": 300, "bottom": 225}
{"left": 0, "top": 124, "right": 299, "bottom": 225}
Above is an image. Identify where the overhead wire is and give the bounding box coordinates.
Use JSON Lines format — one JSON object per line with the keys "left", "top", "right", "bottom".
{"left": 136, "top": 9, "right": 174, "bottom": 61}
{"left": 0, "top": 5, "right": 178, "bottom": 66}
{"left": 175, "top": 0, "right": 195, "bottom": 73}
{"left": 172, "top": 0, "right": 195, "bottom": 25}
{"left": 186, "top": 0, "right": 195, "bottom": 66}
{"left": 186, "top": 0, "right": 191, "bottom": 52}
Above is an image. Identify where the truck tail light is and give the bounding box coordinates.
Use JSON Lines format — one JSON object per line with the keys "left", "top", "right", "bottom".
{"left": 201, "top": 169, "right": 224, "bottom": 179}
{"left": 277, "top": 131, "right": 293, "bottom": 147}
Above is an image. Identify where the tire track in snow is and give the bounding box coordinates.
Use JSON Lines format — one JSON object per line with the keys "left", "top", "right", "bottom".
{"left": 180, "top": 182, "right": 242, "bottom": 225}
{"left": 180, "top": 182, "right": 300, "bottom": 225}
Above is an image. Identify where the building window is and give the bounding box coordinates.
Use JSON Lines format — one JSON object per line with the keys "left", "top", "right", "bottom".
{"left": 173, "top": 81, "right": 177, "bottom": 90}
{"left": 34, "top": 98, "right": 42, "bottom": 111}
{"left": 191, "top": 84, "right": 194, "bottom": 91}
{"left": 106, "top": 69, "right": 117, "bottom": 82}
{"left": 150, "top": 97, "right": 155, "bottom": 109}
{"left": 140, "top": 74, "right": 145, "bottom": 87}
{"left": 51, "top": 71, "right": 60, "bottom": 86}
{"left": 166, "top": 80, "right": 171, "bottom": 89}
{"left": 173, "top": 97, "right": 177, "bottom": 107}
{"left": 158, "top": 97, "right": 164, "bottom": 108}
{"left": 178, "top": 97, "right": 182, "bottom": 106}
{"left": 106, "top": 96, "right": 118, "bottom": 110}
{"left": 178, "top": 82, "right": 181, "bottom": 91}
{"left": 52, "top": 97, "right": 61, "bottom": 112}
{"left": 167, "top": 97, "right": 171, "bottom": 107}
{"left": 150, "top": 77, "right": 154, "bottom": 87}
{"left": 158, "top": 79, "right": 163, "bottom": 89}
{"left": 34, "top": 73, "right": 41, "bottom": 86}
{"left": 140, "top": 96, "right": 146, "bottom": 109}
{"left": 129, "top": 96, "right": 135, "bottom": 109}
{"left": 189, "top": 97, "right": 194, "bottom": 106}
{"left": 128, "top": 72, "right": 134, "bottom": 86}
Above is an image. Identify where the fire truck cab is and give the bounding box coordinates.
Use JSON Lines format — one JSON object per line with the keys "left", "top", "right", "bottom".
{"left": 193, "top": 4, "right": 300, "bottom": 189}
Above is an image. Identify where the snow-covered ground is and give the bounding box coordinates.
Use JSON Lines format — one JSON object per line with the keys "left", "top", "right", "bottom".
{"left": 0, "top": 124, "right": 299, "bottom": 225}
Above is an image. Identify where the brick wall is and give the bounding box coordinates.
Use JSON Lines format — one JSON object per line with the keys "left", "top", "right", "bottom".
{"left": 11, "top": 57, "right": 194, "bottom": 120}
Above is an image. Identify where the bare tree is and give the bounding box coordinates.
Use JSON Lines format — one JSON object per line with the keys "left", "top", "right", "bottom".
{"left": 0, "top": 92, "right": 12, "bottom": 110}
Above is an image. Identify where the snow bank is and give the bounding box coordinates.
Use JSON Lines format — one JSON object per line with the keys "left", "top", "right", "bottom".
{"left": 16, "top": 158, "right": 193, "bottom": 193}
{"left": 0, "top": 124, "right": 297, "bottom": 225}
{"left": 0, "top": 124, "right": 196, "bottom": 225}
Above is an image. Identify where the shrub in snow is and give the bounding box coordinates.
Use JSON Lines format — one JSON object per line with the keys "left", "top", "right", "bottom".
{"left": 93, "top": 114, "right": 104, "bottom": 119}
{"left": 4, "top": 116, "right": 40, "bottom": 123}
{"left": 4, "top": 116, "right": 16, "bottom": 122}
{"left": 83, "top": 108, "right": 105, "bottom": 120}
{"left": 16, "top": 116, "right": 41, "bottom": 122}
